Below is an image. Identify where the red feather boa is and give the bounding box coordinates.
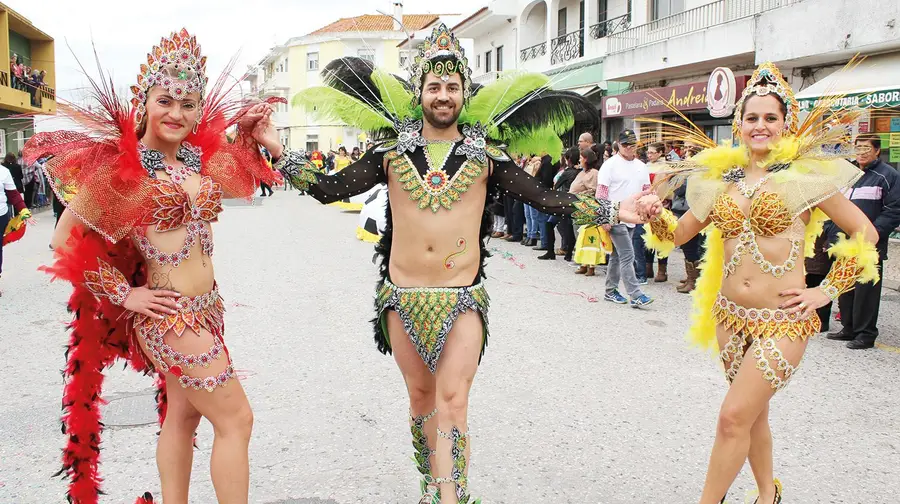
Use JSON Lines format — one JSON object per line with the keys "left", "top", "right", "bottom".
{"left": 43, "top": 227, "right": 159, "bottom": 503}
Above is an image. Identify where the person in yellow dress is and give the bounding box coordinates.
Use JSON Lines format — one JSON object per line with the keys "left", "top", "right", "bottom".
{"left": 333, "top": 146, "right": 352, "bottom": 172}
{"left": 571, "top": 146, "right": 611, "bottom": 275}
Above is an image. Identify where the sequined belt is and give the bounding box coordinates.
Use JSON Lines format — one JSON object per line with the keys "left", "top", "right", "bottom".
{"left": 713, "top": 293, "right": 820, "bottom": 342}
{"left": 134, "top": 284, "right": 233, "bottom": 392}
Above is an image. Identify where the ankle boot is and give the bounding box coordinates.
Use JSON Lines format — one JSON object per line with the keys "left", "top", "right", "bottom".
{"left": 677, "top": 259, "right": 690, "bottom": 288}
{"left": 654, "top": 262, "right": 668, "bottom": 282}
{"left": 677, "top": 261, "right": 700, "bottom": 293}
{"left": 645, "top": 263, "right": 654, "bottom": 280}
{"left": 538, "top": 250, "right": 556, "bottom": 260}
{"left": 585, "top": 266, "right": 596, "bottom": 276}
{"left": 575, "top": 264, "right": 588, "bottom": 274}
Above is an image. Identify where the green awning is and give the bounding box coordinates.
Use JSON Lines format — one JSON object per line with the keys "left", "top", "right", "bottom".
{"left": 798, "top": 89, "right": 900, "bottom": 111}
{"left": 545, "top": 58, "right": 605, "bottom": 94}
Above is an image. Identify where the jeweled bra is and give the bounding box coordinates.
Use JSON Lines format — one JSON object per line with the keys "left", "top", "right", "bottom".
{"left": 132, "top": 143, "right": 223, "bottom": 266}
{"left": 711, "top": 168, "right": 802, "bottom": 279}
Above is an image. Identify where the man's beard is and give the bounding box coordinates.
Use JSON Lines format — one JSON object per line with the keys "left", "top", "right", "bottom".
{"left": 422, "top": 101, "right": 461, "bottom": 130}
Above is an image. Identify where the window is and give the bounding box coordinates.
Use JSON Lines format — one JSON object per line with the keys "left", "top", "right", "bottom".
{"left": 279, "top": 129, "right": 290, "bottom": 149}
{"left": 476, "top": 54, "right": 481, "bottom": 69}
{"left": 276, "top": 58, "right": 289, "bottom": 73}
{"left": 400, "top": 50, "right": 411, "bottom": 68}
{"left": 598, "top": 0, "right": 608, "bottom": 22}
{"left": 484, "top": 51, "right": 492, "bottom": 73}
{"left": 558, "top": 7, "right": 567, "bottom": 36}
{"left": 358, "top": 48, "right": 375, "bottom": 63}
{"left": 307, "top": 52, "right": 319, "bottom": 71}
{"left": 651, "top": 0, "right": 684, "bottom": 20}
{"left": 495, "top": 46, "right": 503, "bottom": 72}
{"left": 306, "top": 134, "right": 318, "bottom": 153}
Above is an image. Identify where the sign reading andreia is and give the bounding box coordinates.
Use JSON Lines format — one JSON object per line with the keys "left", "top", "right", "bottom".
{"left": 602, "top": 76, "right": 748, "bottom": 118}
{"left": 798, "top": 88, "right": 900, "bottom": 111}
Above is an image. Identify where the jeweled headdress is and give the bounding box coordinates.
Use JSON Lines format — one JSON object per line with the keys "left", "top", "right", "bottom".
{"left": 410, "top": 23, "right": 472, "bottom": 104}
{"left": 732, "top": 62, "right": 799, "bottom": 140}
{"left": 130, "top": 28, "right": 208, "bottom": 123}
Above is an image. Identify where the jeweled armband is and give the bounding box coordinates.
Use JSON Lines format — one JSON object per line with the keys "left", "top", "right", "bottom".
{"left": 819, "top": 232, "right": 880, "bottom": 301}
{"left": 572, "top": 194, "right": 620, "bottom": 226}
{"left": 643, "top": 208, "right": 678, "bottom": 258}
{"left": 83, "top": 258, "right": 132, "bottom": 306}
{"left": 273, "top": 149, "right": 321, "bottom": 191}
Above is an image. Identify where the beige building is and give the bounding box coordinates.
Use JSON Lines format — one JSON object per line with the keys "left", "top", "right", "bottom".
{"left": 254, "top": 7, "right": 451, "bottom": 154}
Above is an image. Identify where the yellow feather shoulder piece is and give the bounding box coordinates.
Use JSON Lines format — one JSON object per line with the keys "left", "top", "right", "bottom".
{"left": 759, "top": 136, "right": 800, "bottom": 170}
{"left": 803, "top": 208, "right": 829, "bottom": 258}
{"left": 692, "top": 144, "right": 749, "bottom": 180}
{"left": 687, "top": 226, "right": 725, "bottom": 354}
{"left": 827, "top": 231, "right": 881, "bottom": 285}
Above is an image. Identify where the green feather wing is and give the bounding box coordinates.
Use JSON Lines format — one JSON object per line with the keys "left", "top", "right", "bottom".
{"left": 370, "top": 69, "right": 415, "bottom": 120}
{"left": 462, "top": 72, "right": 550, "bottom": 132}
{"left": 292, "top": 86, "right": 393, "bottom": 132}
{"left": 504, "top": 126, "right": 565, "bottom": 162}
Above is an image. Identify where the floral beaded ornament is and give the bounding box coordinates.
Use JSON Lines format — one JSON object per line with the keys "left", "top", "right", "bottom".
{"left": 130, "top": 28, "right": 208, "bottom": 124}
{"left": 410, "top": 23, "right": 473, "bottom": 106}
{"left": 732, "top": 62, "right": 799, "bottom": 140}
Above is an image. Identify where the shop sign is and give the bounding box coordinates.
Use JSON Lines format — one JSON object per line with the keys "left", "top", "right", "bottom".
{"left": 892, "top": 117, "right": 900, "bottom": 132}
{"left": 706, "top": 67, "right": 738, "bottom": 118}
{"left": 858, "top": 121, "right": 869, "bottom": 133}
{"left": 798, "top": 88, "right": 900, "bottom": 111}
{"left": 891, "top": 148, "right": 900, "bottom": 163}
{"left": 875, "top": 117, "right": 892, "bottom": 132}
{"left": 602, "top": 76, "right": 748, "bottom": 118}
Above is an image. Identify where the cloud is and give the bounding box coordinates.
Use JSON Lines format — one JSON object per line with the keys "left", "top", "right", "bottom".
{"left": 9, "top": 0, "right": 487, "bottom": 102}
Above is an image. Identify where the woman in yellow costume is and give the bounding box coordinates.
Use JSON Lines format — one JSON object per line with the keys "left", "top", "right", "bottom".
{"left": 642, "top": 62, "right": 879, "bottom": 503}
{"left": 571, "top": 146, "right": 611, "bottom": 275}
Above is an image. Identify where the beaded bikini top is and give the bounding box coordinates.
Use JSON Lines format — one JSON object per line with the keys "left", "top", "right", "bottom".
{"left": 709, "top": 169, "right": 804, "bottom": 279}
{"left": 132, "top": 143, "right": 223, "bottom": 267}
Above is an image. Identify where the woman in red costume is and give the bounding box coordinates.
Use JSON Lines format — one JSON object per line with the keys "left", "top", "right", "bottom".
{"left": 24, "top": 29, "right": 284, "bottom": 504}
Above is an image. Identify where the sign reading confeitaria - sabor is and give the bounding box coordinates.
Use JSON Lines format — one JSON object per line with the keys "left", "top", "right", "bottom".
{"left": 602, "top": 73, "right": 749, "bottom": 118}
{"left": 798, "top": 89, "right": 900, "bottom": 110}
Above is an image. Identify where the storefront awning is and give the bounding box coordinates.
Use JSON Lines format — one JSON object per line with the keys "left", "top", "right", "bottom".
{"left": 796, "top": 53, "right": 900, "bottom": 110}
{"left": 546, "top": 58, "right": 606, "bottom": 92}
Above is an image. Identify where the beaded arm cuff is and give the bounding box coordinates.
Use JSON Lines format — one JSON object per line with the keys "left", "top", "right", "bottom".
{"left": 273, "top": 149, "right": 321, "bottom": 191}
{"left": 643, "top": 208, "right": 678, "bottom": 258}
{"left": 83, "top": 258, "right": 132, "bottom": 306}
{"left": 819, "top": 232, "right": 881, "bottom": 301}
{"left": 572, "top": 194, "right": 620, "bottom": 227}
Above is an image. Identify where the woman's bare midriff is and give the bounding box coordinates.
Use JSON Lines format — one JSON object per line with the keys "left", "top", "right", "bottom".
{"left": 142, "top": 226, "right": 215, "bottom": 297}
{"left": 718, "top": 234, "right": 807, "bottom": 310}
{"left": 387, "top": 176, "right": 489, "bottom": 288}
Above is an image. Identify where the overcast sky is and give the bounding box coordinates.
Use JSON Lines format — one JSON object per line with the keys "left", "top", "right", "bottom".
{"left": 10, "top": 0, "right": 487, "bottom": 102}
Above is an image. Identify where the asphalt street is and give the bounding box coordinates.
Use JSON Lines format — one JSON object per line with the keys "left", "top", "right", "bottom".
{"left": 1, "top": 192, "right": 898, "bottom": 503}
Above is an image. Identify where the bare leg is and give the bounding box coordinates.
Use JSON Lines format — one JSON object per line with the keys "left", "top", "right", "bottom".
{"left": 699, "top": 331, "right": 807, "bottom": 504}
{"left": 140, "top": 328, "right": 253, "bottom": 504}
{"left": 748, "top": 403, "right": 776, "bottom": 503}
{"left": 433, "top": 312, "right": 483, "bottom": 504}
{"left": 387, "top": 312, "right": 438, "bottom": 493}
{"left": 157, "top": 377, "right": 203, "bottom": 504}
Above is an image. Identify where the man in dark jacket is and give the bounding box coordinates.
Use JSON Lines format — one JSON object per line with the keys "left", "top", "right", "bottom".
{"left": 826, "top": 134, "right": 900, "bottom": 349}
{"left": 538, "top": 147, "right": 580, "bottom": 260}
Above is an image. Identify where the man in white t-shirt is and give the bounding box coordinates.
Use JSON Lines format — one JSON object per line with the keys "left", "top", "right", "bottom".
{"left": 596, "top": 129, "right": 653, "bottom": 308}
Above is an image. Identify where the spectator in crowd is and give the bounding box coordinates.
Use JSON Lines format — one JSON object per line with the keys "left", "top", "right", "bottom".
{"left": 805, "top": 231, "right": 834, "bottom": 333}
{"left": 642, "top": 142, "right": 669, "bottom": 282}
{"left": 365, "top": 140, "right": 375, "bottom": 152}
{"left": 324, "top": 150, "right": 335, "bottom": 173}
{"left": 488, "top": 188, "right": 505, "bottom": 238}
{"left": 12, "top": 56, "right": 24, "bottom": 91}
{"left": 2, "top": 153, "right": 24, "bottom": 193}
{"left": 521, "top": 155, "right": 543, "bottom": 246}
{"left": 351, "top": 146, "right": 361, "bottom": 161}
{"left": 539, "top": 146, "right": 580, "bottom": 261}
{"left": 503, "top": 154, "right": 527, "bottom": 242}
{"left": 531, "top": 152, "right": 557, "bottom": 252}
{"left": 597, "top": 129, "right": 653, "bottom": 307}
{"left": 21, "top": 155, "right": 38, "bottom": 208}
{"left": 671, "top": 143, "right": 705, "bottom": 292}
{"left": 334, "top": 146, "right": 352, "bottom": 172}
{"left": 571, "top": 146, "right": 603, "bottom": 275}
{"left": 665, "top": 141, "right": 682, "bottom": 161}
{"left": 578, "top": 132, "right": 593, "bottom": 151}
{"left": 826, "top": 134, "right": 900, "bottom": 349}
{"left": 9, "top": 54, "right": 18, "bottom": 90}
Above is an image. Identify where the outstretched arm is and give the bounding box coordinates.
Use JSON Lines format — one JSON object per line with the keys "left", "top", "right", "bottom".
{"left": 491, "top": 159, "right": 649, "bottom": 225}
{"left": 274, "top": 148, "right": 386, "bottom": 204}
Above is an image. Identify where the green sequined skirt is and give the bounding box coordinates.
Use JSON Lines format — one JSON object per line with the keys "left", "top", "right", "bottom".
{"left": 374, "top": 279, "right": 490, "bottom": 373}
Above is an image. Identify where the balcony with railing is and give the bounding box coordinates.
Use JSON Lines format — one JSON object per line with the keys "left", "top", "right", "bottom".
{"left": 550, "top": 30, "right": 584, "bottom": 65}
{"left": 604, "top": 0, "right": 802, "bottom": 81}
{"left": 589, "top": 13, "right": 631, "bottom": 40}
{"left": 474, "top": 71, "right": 502, "bottom": 86}
{"left": 520, "top": 42, "right": 547, "bottom": 63}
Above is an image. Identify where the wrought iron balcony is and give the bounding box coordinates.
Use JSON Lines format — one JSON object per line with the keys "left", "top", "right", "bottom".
{"left": 589, "top": 13, "right": 631, "bottom": 39}
{"left": 550, "top": 30, "right": 584, "bottom": 65}
{"left": 520, "top": 42, "right": 546, "bottom": 62}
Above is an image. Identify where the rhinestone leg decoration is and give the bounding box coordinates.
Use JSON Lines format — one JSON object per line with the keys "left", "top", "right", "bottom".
{"left": 719, "top": 330, "right": 748, "bottom": 384}
{"left": 751, "top": 336, "right": 798, "bottom": 392}
{"left": 433, "top": 427, "right": 481, "bottom": 504}
{"left": 411, "top": 408, "right": 438, "bottom": 497}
